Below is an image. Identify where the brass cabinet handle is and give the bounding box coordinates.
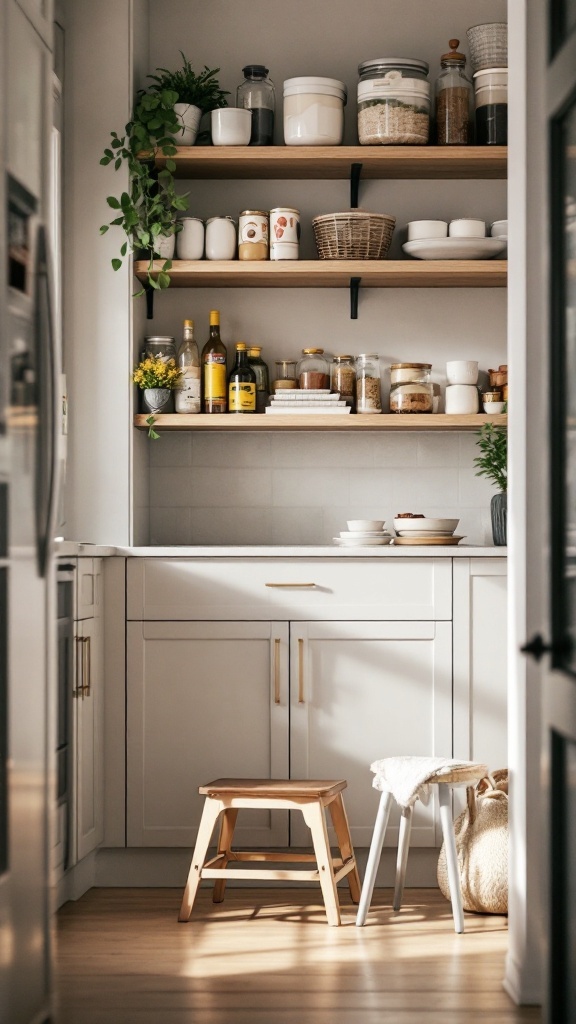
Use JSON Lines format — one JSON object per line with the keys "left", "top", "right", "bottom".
{"left": 298, "top": 638, "right": 305, "bottom": 703}
{"left": 84, "top": 635, "right": 91, "bottom": 698}
{"left": 73, "top": 637, "right": 84, "bottom": 698}
{"left": 274, "top": 638, "right": 281, "bottom": 704}
{"left": 265, "top": 583, "right": 316, "bottom": 589}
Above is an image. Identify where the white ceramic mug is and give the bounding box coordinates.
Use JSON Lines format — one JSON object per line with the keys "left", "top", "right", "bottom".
{"left": 211, "top": 108, "right": 251, "bottom": 146}
{"left": 446, "top": 360, "right": 479, "bottom": 385}
{"left": 176, "top": 217, "right": 204, "bottom": 260}
{"left": 407, "top": 220, "right": 448, "bottom": 241}
{"left": 445, "top": 384, "right": 479, "bottom": 414}
{"left": 449, "top": 218, "right": 486, "bottom": 238}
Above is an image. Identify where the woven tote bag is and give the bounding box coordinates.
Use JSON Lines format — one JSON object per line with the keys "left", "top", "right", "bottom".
{"left": 437, "top": 769, "right": 509, "bottom": 914}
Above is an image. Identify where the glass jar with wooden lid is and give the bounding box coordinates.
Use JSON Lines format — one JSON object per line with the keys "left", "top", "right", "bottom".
{"left": 297, "top": 348, "right": 330, "bottom": 390}
{"left": 389, "top": 362, "right": 433, "bottom": 413}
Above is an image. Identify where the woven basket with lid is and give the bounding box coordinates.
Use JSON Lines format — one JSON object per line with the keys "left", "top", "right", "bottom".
{"left": 312, "top": 211, "right": 395, "bottom": 260}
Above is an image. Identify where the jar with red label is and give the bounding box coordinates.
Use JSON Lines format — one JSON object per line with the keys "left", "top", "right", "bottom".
{"left": 296, "top": 348, "right": 330, "bottom": 389}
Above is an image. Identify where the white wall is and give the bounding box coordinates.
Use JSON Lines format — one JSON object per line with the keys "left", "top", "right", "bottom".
{"left": 143, "top": 0, "right": 507, "bottom": 546}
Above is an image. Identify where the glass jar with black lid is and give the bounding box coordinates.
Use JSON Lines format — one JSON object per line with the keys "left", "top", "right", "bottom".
{"left": 236, "top": 65, "right": 275, "bottom": 145}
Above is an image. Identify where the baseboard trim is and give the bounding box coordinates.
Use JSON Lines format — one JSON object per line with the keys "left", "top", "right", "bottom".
{"left": 503, "top": 951, "right": 543, "bottom": 1007}
{"left": 56, "top": 850, "right": 98, "bottom": 907}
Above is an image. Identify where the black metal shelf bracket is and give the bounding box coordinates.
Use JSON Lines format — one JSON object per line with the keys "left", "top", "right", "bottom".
{"left": 350, "top": 162, "right": 363, "bottom": 208}
{"left": 145, "top": 283, "right": 155, "bottom": 320}
{"left": 350, "top": 276, "right": 361, "bottom": 319}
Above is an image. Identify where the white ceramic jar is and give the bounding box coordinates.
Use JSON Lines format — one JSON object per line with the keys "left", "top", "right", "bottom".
{"left": 205, "top": 216, "right": 237, "bottom": 260}
{"left": 446, "top": 360, "right": 479, "bottom": 385}
{"left": 153, "top": 232, "right": 176, "bottom": 259}
{"left": 445, "top": 383, "right": 479, "bottom": 414}
{"left": 176, "top": 217, "right": 205, "bottom": 260}
{"left": 283, "top": 77, "right": 347, "bottom": 146}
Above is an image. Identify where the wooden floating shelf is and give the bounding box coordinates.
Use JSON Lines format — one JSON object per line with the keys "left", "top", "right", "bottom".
{"left": 134, "top": 413, "right": 508, "bottom": 433}
{"left": 153, "top": 145, "right": 507, "bottom": 180}
{"left": 134, "top": 259, "right": 507, "bottom": 289}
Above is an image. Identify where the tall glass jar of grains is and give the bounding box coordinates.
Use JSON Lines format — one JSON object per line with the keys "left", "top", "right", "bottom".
{"left": 434, "top": 40, "right": 474, "bottom": 145}
{"left": 389, "top": 362, "right": 433, "bottom": 413}
{"left": 331, "top": 355, "right": 356, "bottom": 410}
{"left": 356, "top": 353, "right": 382, "bottom": 413}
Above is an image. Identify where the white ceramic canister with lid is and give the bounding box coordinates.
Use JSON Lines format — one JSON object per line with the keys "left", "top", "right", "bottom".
{"left": 283, "top": 77, "right": 347, "bottom": 146}
{"left": 176, "top": 217, "right": 205, "bottom": 260}
{"left": 205, "top": 216, "right": 237, "bottom": 260}
{"left": 269, "top": 207, "right": 300, "bottom": 260}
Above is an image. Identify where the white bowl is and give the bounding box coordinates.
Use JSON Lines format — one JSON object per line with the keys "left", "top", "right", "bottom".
{"left": 406, "top": 220, "right": 448, "bottom": 242}
{"left": 347, "top": 519, "right": 385, "bottom": 532}
{"left": 211, "top": 108, "right": 252, "bottom": 146}
{"left": 483, "top": 400, "right": 505, "bottom": 413}
{"left": 393, "top": 517, "right": 459, "bottom": 534}
{"left": 446, "top": 360, "right": 479, "bottom": 385}
{"left": 490, "top": 219, "right": 508, "bottom": 238}
{"left": 448, "top": 218, "right": 486, "bottom": 239}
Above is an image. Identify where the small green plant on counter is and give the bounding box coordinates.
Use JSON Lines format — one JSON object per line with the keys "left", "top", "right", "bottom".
{"left": 474, "top": 422, "right": 507, "bottom": 492}
{"left": 132, "top": 355, "right": 183, "bottom": 438}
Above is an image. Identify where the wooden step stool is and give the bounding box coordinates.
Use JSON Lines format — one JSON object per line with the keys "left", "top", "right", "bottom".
{"left": 178, "top": 778, "right": 361, "bottom": 926}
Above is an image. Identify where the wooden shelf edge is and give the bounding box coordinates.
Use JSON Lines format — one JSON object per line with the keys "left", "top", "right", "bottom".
{"left": 134, "top": 413, "right": 508, "bottom": 432}
{"left": 152, "top": 145, "right": 507, "bottom": 180}
{"left": 134, "top": 259, "right": 507, "bottom": 289}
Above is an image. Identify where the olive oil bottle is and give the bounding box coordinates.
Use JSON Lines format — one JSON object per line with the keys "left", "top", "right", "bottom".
{"left": 228, "top": 342, "right": 257, "bottom": 413}
{"left": 201, "top": 310, "right": 227, "bottom": 413}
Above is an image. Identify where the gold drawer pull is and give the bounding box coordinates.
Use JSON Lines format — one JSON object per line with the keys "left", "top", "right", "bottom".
{"left": 298, "top": 639, "right": 305, "bottom": 704}
{"left": 274, "top": 638, "right": 281, "bottom": 705}
{"left": 265, "top": 582, "right": 316, "bottom": 588}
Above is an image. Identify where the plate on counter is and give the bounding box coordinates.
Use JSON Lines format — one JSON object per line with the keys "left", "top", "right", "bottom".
{"left": 393, "top": 535, "right": 465, "bottom": 546}
{"left": 333, "top": 536, "right": 392, "bottom": 547}
{"left": 402, "top": 237, "right": 507, "bottom": 261}
{"left": 395, "top": 530, "right": 455, "bottom": 538}
{"left": 340, "top": 530, "right": 391, "bottom": 539}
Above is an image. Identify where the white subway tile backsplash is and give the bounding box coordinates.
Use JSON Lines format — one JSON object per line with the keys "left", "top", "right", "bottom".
{"left": 458, "top": 468, "right": 497, "bottom": 507}
{"left": 372, "top": 433, "right": 419, "bottom": 467}
{"left": 270, "top": 432, "right": 374, "bottom": 469}
{"left": 190, "top": 468, "right": 272, "bottom": 507}
{"left": 190, "top": 507, "right": 272, "bottom": 545}
{"left": 417, "top": 433, "right": 460, "bottom": 467}
{"left": 392, "top": 468, "right": 459, "bottom": 509}
{"left": 150, "top": 507, "right": 192, "bottom": 545}
{"left": 272, "top": 468, "right": 349, "bottom": 507}
{"left": 149, "top": 431, "right": 193, "bottom": 468}
{"left": 348, "top": 468, "right": 394, "bottom": 506}
{"left": 271, "top": 508, "right": 326, "bottom": 545}
{"left": 191, "top": 432, "right": 272, "bottom": 468}
{"left": 150, "top": 467, "right": 194, "bottom": 507}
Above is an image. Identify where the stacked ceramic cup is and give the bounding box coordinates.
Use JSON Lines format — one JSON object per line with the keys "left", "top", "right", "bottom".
{"left": 445, "top": 360, "right": 479, "bottom": 413}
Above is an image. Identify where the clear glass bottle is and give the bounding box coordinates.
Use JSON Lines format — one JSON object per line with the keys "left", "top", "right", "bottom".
{"left": 273, "top": 360, "right": 297, "bottom": 391}
{"left": 247, "top": 345, "right": 270, "bottom": 413}
{"left": 228, "top": 343, "right": 257, "bottom": 413}
{"left": 331, "top": 355, "right": 356, "bottom": 410}
{"left": 201, "top": 310, "right": 227, "bottom": 414}
{"left": 175, "top": 319, "right": 201, "bottom": 414}
{"left": 356, "top": 353, "right": 382, "bottom": 413}
{"left": 389, "top": 362, "right": 433, "bottom": 413}
{"left": 435, "top": 40, "right": 474, "bottom": 145}
{"left": 296, "top": 348, "right": 330, "bottom": 390}
{"left": 236, "top": 65, "right": 275, "bottom": 146}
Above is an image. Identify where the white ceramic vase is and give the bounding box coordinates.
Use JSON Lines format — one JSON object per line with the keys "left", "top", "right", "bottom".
{"left": 172, "top": 103, "right": 202, "bottom": 145}
{"left": 153, "top": 232, "right": 176, "bottom": 259}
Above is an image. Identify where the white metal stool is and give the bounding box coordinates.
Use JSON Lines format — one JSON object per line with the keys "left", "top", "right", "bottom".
{"left": 356, "top": 761, "right": 487, "bottom": 933}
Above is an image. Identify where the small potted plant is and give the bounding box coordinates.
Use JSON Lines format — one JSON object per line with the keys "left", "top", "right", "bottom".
{"left": 132, "top": 354, "right": 183, "bottom": 436}
{"left": 474, "top": 422, "right": 507, "bottom": 544}
{"left": 147, "top": 52, "right": 229, "bottom": 145}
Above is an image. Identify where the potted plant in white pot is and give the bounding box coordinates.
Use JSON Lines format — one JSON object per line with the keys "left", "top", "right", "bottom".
{"left": 474, "top": 423, "right": 508, "bottom": 545}
{"left": 99, "top": 54, "right": 227, "bottom": 294}
{"left": 147, "top": 52, "right": 229, "bottom": 146}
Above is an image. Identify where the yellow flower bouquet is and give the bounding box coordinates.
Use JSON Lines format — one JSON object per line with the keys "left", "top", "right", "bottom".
{"left": 132, "top": 354, "right": 183, "bottom": 390}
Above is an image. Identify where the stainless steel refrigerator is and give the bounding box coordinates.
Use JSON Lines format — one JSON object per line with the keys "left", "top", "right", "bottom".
{"left": 0, "top": 2, "right": 59, "bottom": 1022}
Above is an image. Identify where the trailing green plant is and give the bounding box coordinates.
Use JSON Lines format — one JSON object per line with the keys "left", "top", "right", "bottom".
{"left": 147, "top": 53, "right": 229, "bottom": 112}
{"left": 99, "top": 55, "right": 226, "bottom": 295}
{"left": 474, "top": 422, "right": 507, "bottom": 493}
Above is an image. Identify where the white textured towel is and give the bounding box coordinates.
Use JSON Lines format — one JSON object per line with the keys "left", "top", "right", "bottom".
{"left": 370, "top": 756, "right": 479, "bottom": 809}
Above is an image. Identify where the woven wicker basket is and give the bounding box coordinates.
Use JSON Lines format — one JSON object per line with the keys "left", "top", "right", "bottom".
{"left": 466, "top": 22, "right": 507, "bottom": 73}
{"left": 312, "top": 211, "right": 395, "bottom": 260}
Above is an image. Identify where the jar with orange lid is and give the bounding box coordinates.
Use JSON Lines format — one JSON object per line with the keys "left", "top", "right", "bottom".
{"left": 389, "top": 362, "right": 433, "bottom": 413}
{"left": 297, "top": 348, "right": 330, "bottom": 389}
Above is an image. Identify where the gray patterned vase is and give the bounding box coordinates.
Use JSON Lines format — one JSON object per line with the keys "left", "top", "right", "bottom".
{"left": 143, "top": 388, "right": 171, "bottom": 413}
{"left": 491, "top": 492, "right": 507, "bottom": 546}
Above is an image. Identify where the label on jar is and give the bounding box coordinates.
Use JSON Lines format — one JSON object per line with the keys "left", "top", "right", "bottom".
{"left": 204, "top": 358, "right": 226, "bottom": 400}
{"left": 238, "top": 213, "right": 269, "bottom": 261}
{"left": 229, "top": 381, "right": 256, "bottom": 412}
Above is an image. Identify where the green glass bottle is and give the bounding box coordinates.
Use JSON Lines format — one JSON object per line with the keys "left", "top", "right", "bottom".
{"left": 228, "top": 342, "right": 257, "bottom": 414}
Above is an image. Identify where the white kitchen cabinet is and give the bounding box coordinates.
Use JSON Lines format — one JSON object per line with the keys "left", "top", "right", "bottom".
{"left": 126, "top": 620, "right": 290, "bottom": 847}
{"left": 452, "top": 557, "right": 508, "bottom": 772}
{"left": 7, "top": 1, "right": 51, "bottom": 199}
{"left": 289, "top": 620, "right": 453, "bottom": 848}
{"left": 15, "top": 0, "right": 52, "bottom": 46}
{"left": 74, "top": 557, "right": 104, "bottom": 861}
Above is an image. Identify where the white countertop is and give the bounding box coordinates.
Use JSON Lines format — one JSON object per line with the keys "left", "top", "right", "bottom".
{"left": 56, "top": 542, "right": 507, "bottom": 559}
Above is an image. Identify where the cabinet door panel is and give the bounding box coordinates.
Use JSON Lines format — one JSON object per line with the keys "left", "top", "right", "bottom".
{"left": 290, "top": 620, "right": 452, "bottom": 848}
{"left": 127, "top": 621, "right": 289, "bottom": 847}
{"left": 75, "top": 613, "right": 104, "bottom": 861}
{"left": 7, "top": 1, "right": 50, "bottom": 199}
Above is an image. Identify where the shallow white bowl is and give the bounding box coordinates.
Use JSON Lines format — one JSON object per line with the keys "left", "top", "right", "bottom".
{"left": 393, "top": 517, "right": 459, "bottom": 534}
{"left": 449, "top": 218, "right": 486, "bottom": 238}
{"left": 446, "top": 360, "right": 479, "bottom": 386}
{"left": 406, "top": 220, "right": 447, "bottom": 242}
{"left": 347, "top": 519, "right": 385, "bottom": 532}
{"left": 483, "top": 400, "right": 506, "bottom": 413}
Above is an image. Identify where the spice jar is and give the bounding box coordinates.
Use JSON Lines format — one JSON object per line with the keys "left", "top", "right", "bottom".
{"left": 389, "top": 363, "right": 433, "bottom": 413}
{"left": 238, "top": 210, "right": 269, "bottom": 261}
{"left": 297, "top": 348, "right": 330, "bottom": 389}
{"left": 272, "top": 359, "right": 297, "bottom": 391}
{"left": 356, "top": 353, "right": 382, "bottom": 413}
{"left": 434, "top": 39, "right": 474, "bottom": 145}
{"left": 331, "top": 355, "right": 356, "bottom": 410}
{"left": 357, "top": 58, "right": 430, "bottom": 145}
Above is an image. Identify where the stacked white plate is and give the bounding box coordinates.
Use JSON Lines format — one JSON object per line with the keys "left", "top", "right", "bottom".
{"left": 266, "top": 389, "right": 351, "bottom": 414}
{"left": 392, "top": 517, "right": 464, "bottom": 546}
{"left": 333, "top": 519, "right": 391, "bottom": 546}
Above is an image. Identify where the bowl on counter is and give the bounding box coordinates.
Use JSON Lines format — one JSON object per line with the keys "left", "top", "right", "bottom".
{"left": 393, "top": 517, "right": 459, "bottom": 535}
{"left": 347, "top": 519, "right": 385, "bottom": 532}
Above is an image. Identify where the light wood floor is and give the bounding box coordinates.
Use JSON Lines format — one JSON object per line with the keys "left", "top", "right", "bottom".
{"left": 55, "top": 888, "right": 542, "bottom": 1024}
